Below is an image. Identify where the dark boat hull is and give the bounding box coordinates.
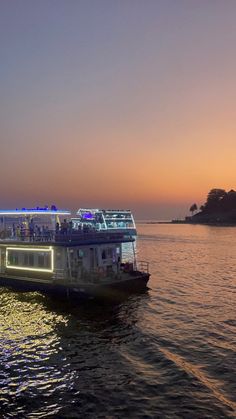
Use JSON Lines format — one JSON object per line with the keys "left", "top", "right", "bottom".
{"left": 0, "top": 273, "right": 150, "bottom": 300}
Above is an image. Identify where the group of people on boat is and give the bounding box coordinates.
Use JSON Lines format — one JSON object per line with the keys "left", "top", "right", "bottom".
{"left": 56, "top": 219, "right": 73, "bottom": 235}
{"left": 11, "top": 222, "right": 52, "bottom": 241}
{"left": 56, "top": 219, "right": 98, "bottom": 236}
{"left": 0, "top": 217, "right": 101, "bottom": 242}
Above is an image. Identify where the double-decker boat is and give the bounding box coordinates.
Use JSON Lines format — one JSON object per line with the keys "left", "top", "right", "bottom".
{"left": 0, "top": 206, "right": 150, "bottom": 299}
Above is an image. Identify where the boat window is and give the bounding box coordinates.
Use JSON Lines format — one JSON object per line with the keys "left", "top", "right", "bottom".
{"left": 102, "top": 250, "right": 106, "bottom": 259}
{"left": 29, "top": 253, "right": 34, "bottom": 267}
{"left": 38, "top": 254, "right": 44, "bottom": 267}
{"left": 77, "top": 249, "right": 84, "bottom": 258}
{"left": 9, "top": 252, "right": 19, "bottom": 266}
{"left": 101, "top": 248, "right": 113, "bottom": 260}
{"left": 6, "top": 248, "right": 52, "bottom": 271}
{"left": 38, "top": 252, "right": 50, "bottom": 268}
{"left": 23, "top": 253, "right": 34, "bottom": 267}
{"left": 107, "top": 248, "right": 113, "bottom": 258}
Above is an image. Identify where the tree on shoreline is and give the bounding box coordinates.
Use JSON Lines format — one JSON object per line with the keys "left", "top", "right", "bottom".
{"left": 192, "top": 188, "right": 236, "bottom": 223}
{"left": 204, "top": 188, "right": 226, "bottom": 212}
{"left": 189, "top": 203, "right": 198, "bottom": 216}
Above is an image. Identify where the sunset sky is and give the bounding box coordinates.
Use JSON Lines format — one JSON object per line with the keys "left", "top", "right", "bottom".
{"left": 1, "top": 1, "right": 236, "bottom": 219}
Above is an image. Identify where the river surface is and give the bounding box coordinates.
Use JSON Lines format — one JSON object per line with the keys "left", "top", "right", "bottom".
{"left": 0, "top": 223, "right": 236, "bottom": 418}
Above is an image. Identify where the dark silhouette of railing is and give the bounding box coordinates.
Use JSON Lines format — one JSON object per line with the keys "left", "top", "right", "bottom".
{"left": 55, "top": 230, "right": 134, "bottom": 244}
{"left": 0, "top": 228, "right": 134, "bottom": 244}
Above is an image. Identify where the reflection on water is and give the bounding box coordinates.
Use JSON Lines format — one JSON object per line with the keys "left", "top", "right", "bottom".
{"left": 1, "top": 224, "right": 236, "bottom": 418}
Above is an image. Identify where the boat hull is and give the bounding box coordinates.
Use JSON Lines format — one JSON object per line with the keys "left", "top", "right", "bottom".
{"left": 0, "top": 273, "right": 150, "bottom": 300}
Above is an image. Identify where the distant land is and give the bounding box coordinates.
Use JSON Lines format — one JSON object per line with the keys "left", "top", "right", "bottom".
{"left": 177, "top": 188, "right": 236, "bottom": 226}
{"left": 137, "top": 188, "right": 236, "bottom": 226}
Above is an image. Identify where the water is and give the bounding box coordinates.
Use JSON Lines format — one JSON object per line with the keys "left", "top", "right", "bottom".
{"left": 0, "top": 223, "right": 236, "bottom": 418}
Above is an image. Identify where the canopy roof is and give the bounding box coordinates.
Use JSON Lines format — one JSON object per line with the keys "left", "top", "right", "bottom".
{"left": 0, "top": 208, "right": 71, "bottom": 216}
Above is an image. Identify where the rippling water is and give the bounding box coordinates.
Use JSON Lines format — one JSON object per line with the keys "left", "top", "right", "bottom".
{"left": 1, "top": 224, "right": 236, "bottom": 418}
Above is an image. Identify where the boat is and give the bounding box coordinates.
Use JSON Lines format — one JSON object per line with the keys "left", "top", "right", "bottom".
{"left": 0, "top": 206, "right": 150, "bottom": 299}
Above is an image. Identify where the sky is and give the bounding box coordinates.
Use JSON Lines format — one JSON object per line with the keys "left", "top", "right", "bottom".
{"left": 1, "top": 0, "right": 236, "bottom": 220}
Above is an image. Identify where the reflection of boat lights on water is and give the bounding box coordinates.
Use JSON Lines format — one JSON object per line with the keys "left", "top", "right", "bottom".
{"left": 0, "top": 206, "right": 149, "bottom": 300}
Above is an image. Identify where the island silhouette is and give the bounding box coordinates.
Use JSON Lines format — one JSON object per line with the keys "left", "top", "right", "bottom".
{"left": 187, "top": 188, "right": 236, "bottom": 225}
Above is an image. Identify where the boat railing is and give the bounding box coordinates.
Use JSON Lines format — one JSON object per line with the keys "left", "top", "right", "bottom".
{"left": 0, "top": 229, "right": 55, "bottom": 242}
{"left": 53, "top": 268, "right": 66, "bottom": 280}
{"left": 69, "top": 267, "right": 120, "bottom": 284}
{"left": 137, "top": 261, "right": 149, "bottom": 273}
{"left": 0, "top": 228, "right": 134, "bottom": 244}
{"left": 55, "top": 231, "right": 134, "bottom": 243}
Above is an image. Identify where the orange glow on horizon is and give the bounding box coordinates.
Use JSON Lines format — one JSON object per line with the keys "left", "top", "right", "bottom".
{"left": 1, "top": 1, "right": 236, "bottom": 218}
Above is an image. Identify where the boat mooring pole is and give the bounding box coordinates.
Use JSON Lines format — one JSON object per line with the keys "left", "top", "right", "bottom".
{"left": 132, "top": 241, "right": 137, "bottom": 270}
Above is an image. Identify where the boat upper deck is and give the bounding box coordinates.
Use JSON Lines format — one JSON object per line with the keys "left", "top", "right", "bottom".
{"left": 0, "top": 207, "right": 135, "bottom": 246}
{"left": 73, "top": 208, "right": 137, "bottom": 234}
{"left": 0, "top": 205, "right": 134, "bottom": 246}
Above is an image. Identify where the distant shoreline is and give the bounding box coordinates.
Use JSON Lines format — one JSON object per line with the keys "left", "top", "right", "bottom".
{"left": 137, "top": 220, "right": 236, "bottom": 226}
{"left": 137, "top": 220, "right": 182, "bottom": 224}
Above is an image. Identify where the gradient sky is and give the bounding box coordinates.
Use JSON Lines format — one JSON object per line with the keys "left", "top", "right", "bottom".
{"left": 1, "top": 1, "right": 236, "bottom": 219}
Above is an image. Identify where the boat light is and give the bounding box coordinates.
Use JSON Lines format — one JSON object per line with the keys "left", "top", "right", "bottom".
{"left": 6, "top": 246, "right": 54, "bottom": 273}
